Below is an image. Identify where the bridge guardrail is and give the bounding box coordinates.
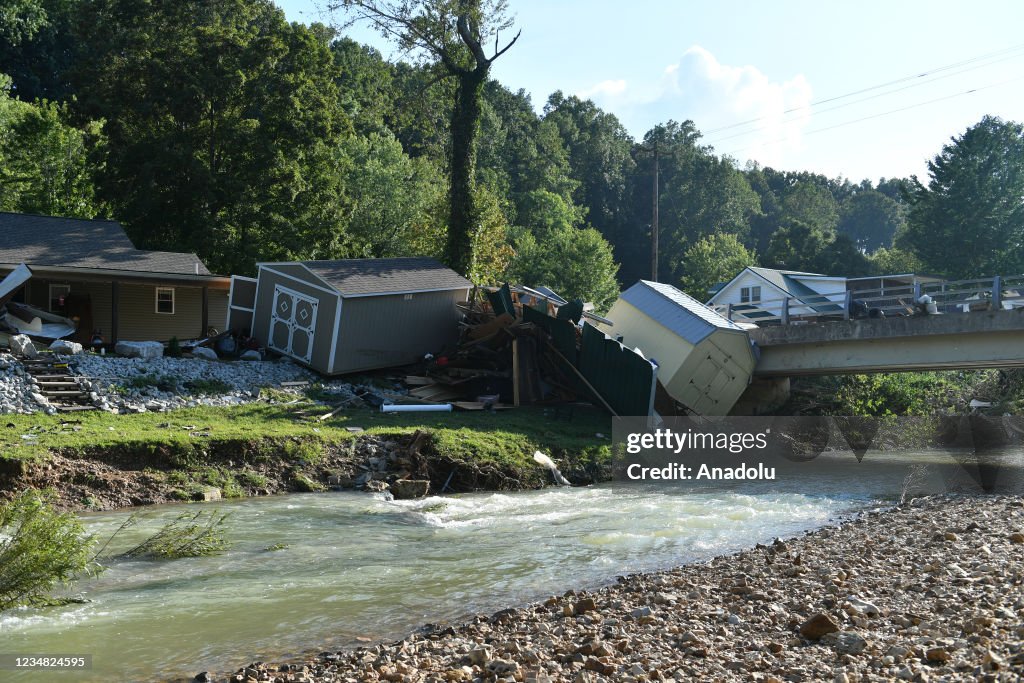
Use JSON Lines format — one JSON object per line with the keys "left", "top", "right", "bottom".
{"left": 712, "top": 274, "right": 1024, "bottom": 325}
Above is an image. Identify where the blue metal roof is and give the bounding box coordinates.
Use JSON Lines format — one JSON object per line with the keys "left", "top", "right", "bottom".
{"left": 620, "top": 280, "right": 745, "bottom": 345}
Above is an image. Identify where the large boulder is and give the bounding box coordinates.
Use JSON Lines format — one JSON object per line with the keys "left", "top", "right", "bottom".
{"left": 390, "top": 479, "right": 430, "bottom": 499}
{"left": 49, "top": 339, "right": 84, "bottom": 355}
{"left": 239, "top": 349, "right": 262, "bottom": 361}
{"left": 115, "top": 341, "right": 164, "bottom": 359}
{"left": 191, "top": 346, "right": 218, "bottom": 361}
{"left": 9, "top": 334, "right": 37, "bottom": 357}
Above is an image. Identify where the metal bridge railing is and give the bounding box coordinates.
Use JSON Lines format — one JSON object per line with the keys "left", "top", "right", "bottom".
{"left": 710, "top": 274, "right": 1024, "bottom": 325}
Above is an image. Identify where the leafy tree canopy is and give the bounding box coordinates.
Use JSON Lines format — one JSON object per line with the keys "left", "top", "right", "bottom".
{"left": 679, "top": 233, "right": 757, "bottom": 301}
{"left": 900, "top": 115, "right": 1024, "bottom": 278}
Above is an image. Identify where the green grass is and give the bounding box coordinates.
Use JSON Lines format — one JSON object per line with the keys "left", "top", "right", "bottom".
{"left": 0, "top": 402, "right": 612, "bottom": 473}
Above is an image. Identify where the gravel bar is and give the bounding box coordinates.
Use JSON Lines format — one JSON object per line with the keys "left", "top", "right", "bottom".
{"left": 215, "top": 494, "right": 1024, "bottom": 683}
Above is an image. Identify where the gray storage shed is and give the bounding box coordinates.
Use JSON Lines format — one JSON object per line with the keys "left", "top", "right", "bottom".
{"left": 598, "top": 280, "right": 758, "bottom": 415}
{"left": 228, "top": 258, "right": 472, "bottom": 375}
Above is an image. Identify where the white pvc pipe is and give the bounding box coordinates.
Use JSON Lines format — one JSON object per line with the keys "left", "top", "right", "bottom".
{"left": 380, "top": 403, "right": 453, "bottom": 413}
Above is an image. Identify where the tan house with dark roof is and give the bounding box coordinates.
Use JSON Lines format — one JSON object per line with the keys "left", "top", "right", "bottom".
{"left": 227, "top": 258, "right": 471, "bottom": 374}
{"left": 0, "top": 212, "right": 230, "bottom": 344}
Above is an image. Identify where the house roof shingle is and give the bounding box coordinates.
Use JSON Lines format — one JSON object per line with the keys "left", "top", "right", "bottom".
{"left": 300, "top": 258, "right": 472, "bottom": 297}
{"left": 0, "top": 212, "right": 213, "bottom": 276}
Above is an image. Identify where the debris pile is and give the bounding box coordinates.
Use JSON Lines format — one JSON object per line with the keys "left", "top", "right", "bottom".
{"left": 388, "top": 285, "right": 661, "bottom": 417}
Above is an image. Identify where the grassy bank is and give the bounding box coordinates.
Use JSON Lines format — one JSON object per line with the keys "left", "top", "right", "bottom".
{"left": 0, "top": 402, "right": 613, "bottom": 510}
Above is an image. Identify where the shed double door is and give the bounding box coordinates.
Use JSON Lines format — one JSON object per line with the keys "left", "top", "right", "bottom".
{"left": 268, "top": 285, "right": 319, "bottom": 363}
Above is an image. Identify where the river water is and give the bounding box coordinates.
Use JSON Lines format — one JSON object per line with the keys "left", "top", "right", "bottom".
{"left": 0, "top": 450, "right": 1005, "bottom": 682}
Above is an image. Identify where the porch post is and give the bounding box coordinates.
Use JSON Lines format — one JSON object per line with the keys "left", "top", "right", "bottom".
{"left": 201, "top": 285, "right": 209, "bottom": 336}
{"left": 111, "top": 281, "right": 120, "bottom": 344}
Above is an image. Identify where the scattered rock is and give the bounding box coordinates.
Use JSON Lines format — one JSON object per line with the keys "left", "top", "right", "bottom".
{"left": 822, "top": 630, "right": 868, "bottom": 654}
{"left": 799, "top": 612, "right": 840, "bottom": 640}
{"left": 49, "top": 339, "right": 83, "bottom": 354}
{"left": 115, "top": 340, "right": 164, "bottom": 359}
{"left": 10, "top": 334, "right": 37, "bottom": 357}
{"left": 1009, "top": 532, "right": 1024, "bottom": 544}
{"left": 390, "top": 479, "right": 430, "bottom": 499}
{"left": 191, "top": 346, "right": 218, "bottom": 361}
{"left": 239, "top": 349, "right": 262, "bottom": 361}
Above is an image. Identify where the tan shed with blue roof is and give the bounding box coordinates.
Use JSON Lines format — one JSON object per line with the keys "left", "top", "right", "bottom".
{"left": 598, "top": 280, "right": 757, "bottom": 415}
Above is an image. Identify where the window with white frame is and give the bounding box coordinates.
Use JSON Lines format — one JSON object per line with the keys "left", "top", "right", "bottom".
{"left": 49, "top": 284, "right": 71, "bottom": 314}
{"left": 155, "top": 287, "right": 175, "bottom": 314}
{"left": 740, "top": 285, "right": 761, "bottom": 304}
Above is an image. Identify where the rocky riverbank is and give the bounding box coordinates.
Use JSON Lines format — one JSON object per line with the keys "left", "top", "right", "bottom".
{"left": 217, "top": 494, "right": 1024, "bottom": 683}
{"left": 2, "top": 429, "right": 594, "bottom": 512}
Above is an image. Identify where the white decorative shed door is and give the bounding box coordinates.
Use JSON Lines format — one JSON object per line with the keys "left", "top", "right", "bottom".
{"left": 268, "top": 285, "right": 319, "bottom": 363}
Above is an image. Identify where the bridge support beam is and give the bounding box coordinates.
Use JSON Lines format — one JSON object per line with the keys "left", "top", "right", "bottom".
{"left": 750, "top": 310, "right": 1024, "bottom": 376}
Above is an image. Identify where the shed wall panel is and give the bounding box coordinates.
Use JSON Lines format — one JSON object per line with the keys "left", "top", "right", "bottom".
{"left": 252, "top": 268, "right": 338, "bottom": 373}
{"left": 230, "top": 278, "right": 258, "bottom": 309}
{"left": 598, "top": 299, "right": 692, "bottom": 383}
{"left": 333, "top": 289, "right": 467, "bottom": 374}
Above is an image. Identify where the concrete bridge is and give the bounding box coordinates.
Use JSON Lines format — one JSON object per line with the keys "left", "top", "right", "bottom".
{"left": 750, "top": 309, "right": 1024, "bottom": 376}
{"left": 722, "top": 273, "right": 1024, "bottom": 414}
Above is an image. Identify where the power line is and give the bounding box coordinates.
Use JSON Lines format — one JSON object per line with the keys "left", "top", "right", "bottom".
{"left": 700, "top": 42, "right": 1024, "bottom": 139}
{"left": 722, "top": 75, "right": 1024, "bottom": 158}
{"left": 703, "top": 50, "right": 1024, "bottom": 147}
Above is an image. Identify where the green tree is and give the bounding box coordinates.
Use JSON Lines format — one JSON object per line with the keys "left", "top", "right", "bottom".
{"left": 869, "top": 246, "right": 922, "bottom": 275}
{"left": 0, "top": 75, "right": 103, "bottom": 217}
{"left": 334, "top": 131, "right": 447, "bottom": 258}
{"left": 506, "top": 224, "right": 620, "bottom": 312}
{"left": 332, "top": 0, "right": 520, "bottom": 276}
{"left": 0, "top": 0, "right": 78, "bottom": 101}
{"left": 76, "top": 0, "right": 351, "bottom": 274}
{"left": 0, "top": 489, "right": 98, "bottom": 611}
{"left": 899, "top": 115, "right": 1024, "bottom": 278}
{"left": 0, "top": 0, "right": 47, "bottom": 45}
{"left": 764, "top": 220, "right": 831, "bottom": 271}
{"left": 543, "top": 91, "right": 636, "bottom": 247}
{"left": 635, "top": 121, "right": 760, "bottom": 284}
{"left": 679, "top": 233, "right": 756, "bottom": 301}
{"left": 780, "top": 182, "right": 839, "bottom": 233}
{"left": 838, "top": 189, "right": 904, "bottom": 251}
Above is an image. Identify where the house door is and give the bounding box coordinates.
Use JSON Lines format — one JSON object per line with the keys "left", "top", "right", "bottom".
{"left": 268, "top": 285, "right": 319, "bottom": 364}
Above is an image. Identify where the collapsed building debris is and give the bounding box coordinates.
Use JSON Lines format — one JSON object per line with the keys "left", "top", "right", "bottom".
{"left": 386, "top": 284, "right": 664, "bottom": 417}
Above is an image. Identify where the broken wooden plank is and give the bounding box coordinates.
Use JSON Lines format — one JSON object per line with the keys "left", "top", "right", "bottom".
{"left": 468, "top": 312, "right": 516, "bottom": 340}
{"left": 316, "top": 395, "right": 361, "bottom": 421}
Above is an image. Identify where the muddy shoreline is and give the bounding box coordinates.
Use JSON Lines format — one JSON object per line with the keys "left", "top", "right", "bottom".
{"left": 210, "top": 494, "right": 1024, "bottom": 683}
{"left": 0, "top": 431, "right": 609, "bottom": 512}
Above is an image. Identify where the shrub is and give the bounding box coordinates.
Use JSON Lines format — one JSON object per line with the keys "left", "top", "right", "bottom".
{"left": 167, "top": 337, "right": 182, "bottom": 358}
{"left": 0, "top": 489, "right": 98, "bottom": 611}
{"left": 184, "top": 379, "right": 232, "bottom": 395}
{"left": 118, "top": 510, "right": 230, "bottom": 559}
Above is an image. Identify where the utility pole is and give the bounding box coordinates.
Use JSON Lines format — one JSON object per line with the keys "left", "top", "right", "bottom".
{"left": 650, "top": 145, "right": 659, "bottom": 282}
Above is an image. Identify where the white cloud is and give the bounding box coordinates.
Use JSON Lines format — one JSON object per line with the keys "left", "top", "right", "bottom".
{"left": 575, "top": 46, "right": 814, "bottom": 167}
{"left": 575, "top": 79, "right": 628, "bottom": 100}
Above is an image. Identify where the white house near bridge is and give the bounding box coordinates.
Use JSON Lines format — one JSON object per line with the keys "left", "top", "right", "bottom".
{"left": 707, "top": 267, "right": 846, "bottom": 321}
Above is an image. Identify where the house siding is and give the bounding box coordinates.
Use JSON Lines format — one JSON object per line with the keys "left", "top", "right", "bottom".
{"left": 333, "top": 289, "right": 467, "bottom": 374}
{"left": 22, "top": 278, "right": 227, "bottom": 342}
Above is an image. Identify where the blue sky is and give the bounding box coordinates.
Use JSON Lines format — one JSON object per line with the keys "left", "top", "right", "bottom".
{"left": 277, "top": 0, "right": 1024, "bottom": 183}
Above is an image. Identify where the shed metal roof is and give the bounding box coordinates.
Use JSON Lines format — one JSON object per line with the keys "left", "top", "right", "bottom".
{"left": 621, "top": 280, "right": 745, "bottom": 345}
{"left": 0, "top": 212, "right": 213, "bottom": 276}
{"left": 299, "top": 258, "right": 472, "bottom": 297}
